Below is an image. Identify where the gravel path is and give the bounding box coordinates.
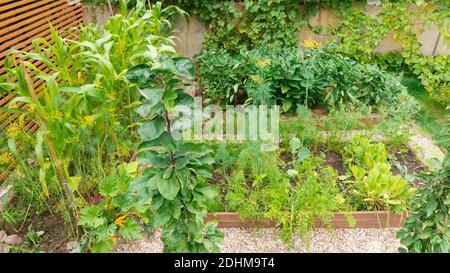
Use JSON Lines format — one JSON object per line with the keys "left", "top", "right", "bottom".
{"left": 116, "top": 228, "right": 401, "bottom": 253}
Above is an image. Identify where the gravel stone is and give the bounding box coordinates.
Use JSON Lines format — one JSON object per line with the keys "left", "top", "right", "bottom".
{"left": 116, "top": 228, "right": 401, "bottom": 253}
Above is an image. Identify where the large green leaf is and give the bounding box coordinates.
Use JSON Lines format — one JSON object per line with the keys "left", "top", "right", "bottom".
{"left": 175, "top": 89, "right": 194, "bottom": 107}
{"left": 289, "top": 137, "right": 301, "bottom": 153}
{"left": 426, "top": 200, "right": 438, "bottom": 217}
{"left": 153, "top": 201, "right": 172, "bottom": 226}
{"left": 137, "top": 150, "right": 170, "bottom": 168}
{"left": 297, "top": 147, "right": 311, "bottom": 161}
{"left": 195, "top": 183, "right": 217, "bottom": 199}
{"left": 112, "top": 193, "right": 133, "bottom": 212}
{"left": 68, "top": 176, "right": 81, "bottom": 192}
{"left": 138, "top": 117, "right": 166, "bottom": 141}
{"left": 99, "top": 175, "right": 121, "bottom": 197}
{"left": 139, "top": 88, "right": 164, "bottom": 106}
{"left": 155, "top": 174, "right": 180, "bottom": 200}
{"left": 91, "top": 238, "right": 115, "bottom": 253}
{"left": 126, "top": 64, "right": 154, "bottom": 87}
{"left": 119, "top": 217, "right": 143, "bottom": 240}
{"left": 95, "top": 223, "right": 117, "bottom": 240}
{"left": 173, "top": 57, "right": 195, "bottom": 78}
{"left": 162, "top": 90, "right": 178, "bottom": 112}
{"left": 78, "top": 205, "right": 105, "bottom": 228}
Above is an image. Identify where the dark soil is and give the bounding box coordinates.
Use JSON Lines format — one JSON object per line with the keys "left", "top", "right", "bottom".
{"left": 208, "top": 144, "right": 427, "bottom": 197}
{"left": 208, "top": 170, "right": 225, "bottom": 185}
{"left": 320, "top": 150, "right": 346, "bottom": 176}
{"left": 388, "top": 146, "right": 427, "bottom": 186}
{"left": 389, "top": 147, "right": 426, "bottom": 175}
{"left": 279, "top": 151, "right": 293, "bottom": 170}
{"left": 16, "top": 211, "right": 70, "bottom": 253}
{"left": 310, "top": 144, "right": 346, "bottom": 176}
{"left": 279, "top": 148, "right": 346, "bottom": 176}
{"left": 3, "top": 195, "right": 73, "bottom": 253}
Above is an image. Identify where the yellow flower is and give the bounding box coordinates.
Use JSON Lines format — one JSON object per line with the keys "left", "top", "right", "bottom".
{"left": 46, "top": 111, "right": 63, "bottom": 121}
{"left": 83, "top": 115, "right": 95, "bottom": 128}
{"left": 6, "top": 123, "right": 22, "bottom": 138}
{"left": 302, "top": 38, "right": 323, "bottom": 49}
{"left": 115, "top": 215, "right": 127, "bottom": 227}
{"left": 27, "top": 104, "right": 36, "bottom": 114}
{"left": 250, "top": 75, "right": 263, "bottom": 83}
{"left": 256, "top": 59, "right": 271, "bottom": 67}
{"left": 0, "top": 152, "right": 13, "bottom": 165}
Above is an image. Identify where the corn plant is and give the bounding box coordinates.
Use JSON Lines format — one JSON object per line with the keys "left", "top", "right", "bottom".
{"left": 1, "top": 0, "right": 183, "bottom": 237}
{"left": 7, "top": 25, "right": 84, "bottom": 86}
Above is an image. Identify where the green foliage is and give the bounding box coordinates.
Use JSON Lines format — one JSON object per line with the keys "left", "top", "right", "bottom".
{"left": 342, "top": 135, "right": 389, "bottom": 170}
{"left": 396, "top": 105, "right": 449, "bottom": 252}
{"left": 350, "top": 163, "right": 414, "bottom": 213}
{"left": 343, "top": 136, "right": 414, "bottom": 212}
{"left": 224, "top": 144, "right": 352, "bottom": 245}
{"left": 1, "top": 0, "right": 188, "bottom": 249}
{"left": 126, "top": 55, "right": 223, "bottom": 253}
{"left": 198, "top": 45, "right": 406, "bottom": 113}
{"left": 408, "top": 55, "right": 450, "bottom": 104}
{"left": 402, "top": 74, "right": 448, "bottom": 152}
{"left": 320, "top": 0, "right": 450, "bottom": 104}
{"left": 195, "top": 49, "right": 245, "bottom": 106}
{"left": 397, "top": 155, "right": 450, "bottom": 253}
{"left": 279, "top": 108, "right": 322, "bottom": 151}
{"left": 179, "top": 0, "right": 448, "bottom": 103}
{"left": 177, "top": 0, "right": 304, "bottom": 53}
{"left": 272, "top": 157, "right": 353, "bottom": 244}
{"left": 78, "top": 163, "right": 145, "bottom": 253}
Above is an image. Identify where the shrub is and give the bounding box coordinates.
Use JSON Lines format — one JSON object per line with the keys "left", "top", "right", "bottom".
{"left": 397, "top": 155, "right": 450, "bottom": 253}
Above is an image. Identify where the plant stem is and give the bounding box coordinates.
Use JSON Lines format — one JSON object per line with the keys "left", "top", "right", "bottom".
{"left": 21, "top": 63, "right": 73, "bottom": 206}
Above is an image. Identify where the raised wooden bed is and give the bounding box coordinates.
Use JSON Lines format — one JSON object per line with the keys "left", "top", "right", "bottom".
{"left": 205, "top": 211, "right": 408, "bottom": 229}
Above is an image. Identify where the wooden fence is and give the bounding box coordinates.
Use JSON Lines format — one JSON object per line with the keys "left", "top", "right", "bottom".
{"left": 0, "top": 0, "right": 84, "bottom": 182}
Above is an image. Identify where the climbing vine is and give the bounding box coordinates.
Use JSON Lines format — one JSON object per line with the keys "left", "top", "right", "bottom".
{"left": 175, "top": 0, "right": 308, "bottom": 53}
{"left": 317, "top": 0, "right": 449, "bottom": 103}
{"left": 174, "top": 0, "right": 448, "bottom": 104}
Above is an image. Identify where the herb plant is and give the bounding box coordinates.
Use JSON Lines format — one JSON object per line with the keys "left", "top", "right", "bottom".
{"left": 224, "top": 143, "right": 353, "bottom": 245}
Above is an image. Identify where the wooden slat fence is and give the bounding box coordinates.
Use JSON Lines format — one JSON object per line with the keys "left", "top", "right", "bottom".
{"left": 0, "top": 0, "right": 83, "bottom": 182}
